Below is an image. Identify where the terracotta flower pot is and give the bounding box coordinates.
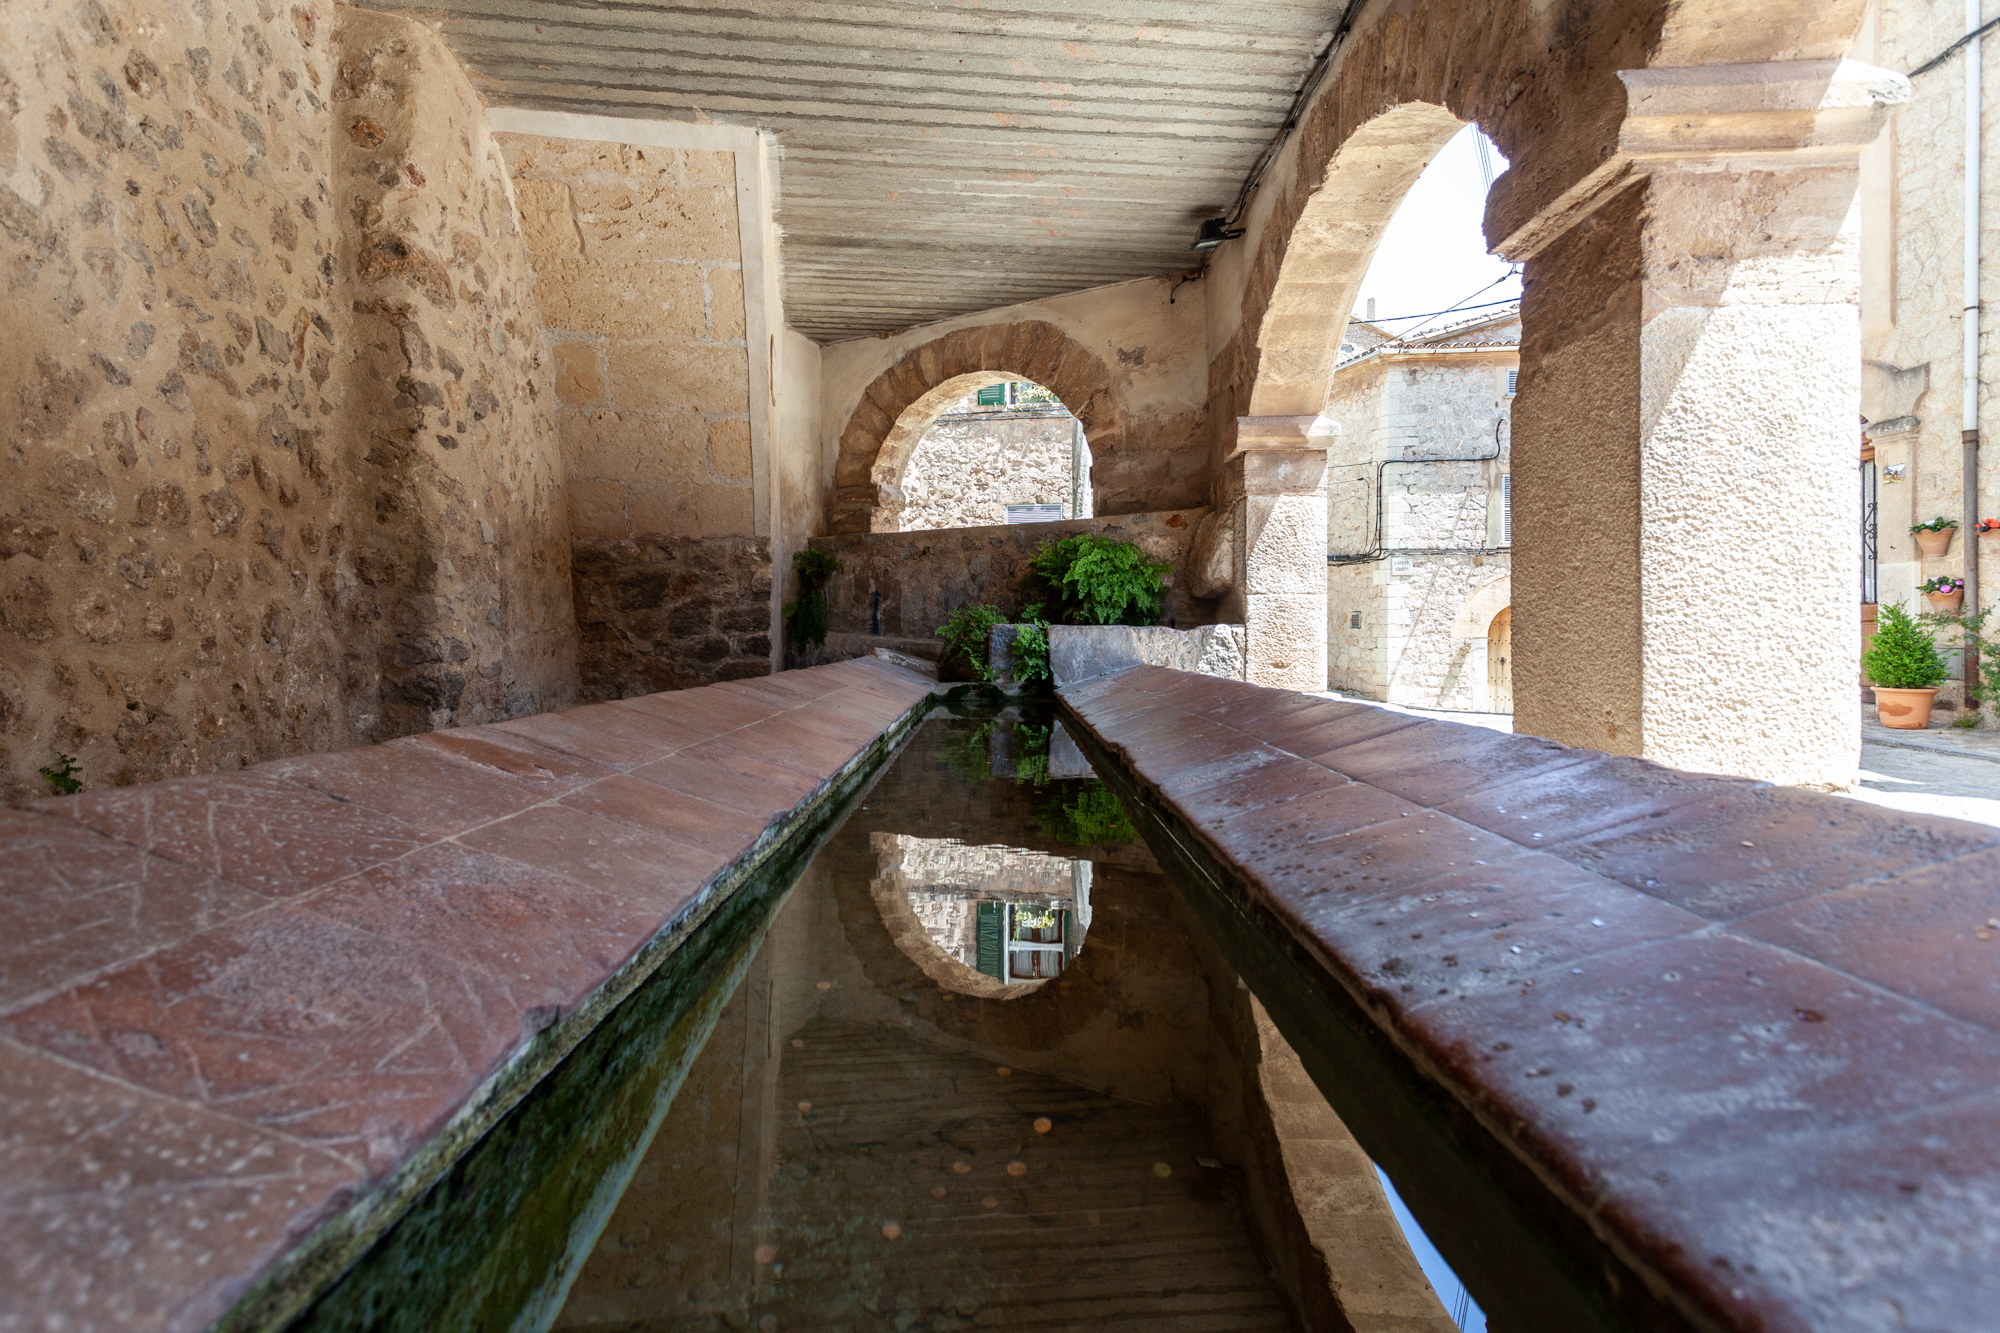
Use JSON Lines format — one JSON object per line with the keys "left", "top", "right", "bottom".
{"left": 1926, "top": 589, "right": 1965, "bottom": 614}
{"left": 1915, "top": 528, "right": 1956, "bottom": 558}
{"left": 1874, "top": 686, "right": 1939, "bottom": 729}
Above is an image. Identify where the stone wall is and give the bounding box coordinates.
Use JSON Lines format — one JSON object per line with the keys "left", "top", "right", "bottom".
{"left": 0, "top": 0, "right": 574, "bottom": 801}
{"left": 497, "top": 131, "right": 769, "bottom": 697}
{"left": 900, "top": 402, "right": 1087, "bottom": 532}
{"left": 813, "top": 508, "right": 1215, "bottom": 645}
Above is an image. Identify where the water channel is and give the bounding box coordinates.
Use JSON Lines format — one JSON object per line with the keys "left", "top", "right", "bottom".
{"left": 534, "top": 699, "right": 1478, "bottom": 1333}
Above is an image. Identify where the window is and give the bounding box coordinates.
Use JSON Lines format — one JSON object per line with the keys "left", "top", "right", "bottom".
{"left": 975, "top": 384, "right": 1007, "bottom": 406}
{"left": 1501, "top": 473, "right": 1512, "bottom": 546}
{"left": 1505, "top": 368, "right": 1519, "bottom": 397}
{"left": 1347, "top": 611, "right": 1362, "bottom": 629}
{"left": 1005, "top": 503, "right": 1064, "bottom": 525}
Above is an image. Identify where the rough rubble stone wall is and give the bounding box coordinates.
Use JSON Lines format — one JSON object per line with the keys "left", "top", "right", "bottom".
{"left": 0, "top": 0, "right": 571, "bottom": 801}
{"left": 568, "top": 534, "right": 771, "bottom": 699}
{"left": 900, "top": 404, "right": 1085, "bottom": 532}
{"left": 333, "top": 10, "right": 575, "bottom": 740}
{"left": 496, "top": 132, "right": 768, "bottom": 697}
{"left": 814, "top": 509, "right": 1215, "bottom": 643}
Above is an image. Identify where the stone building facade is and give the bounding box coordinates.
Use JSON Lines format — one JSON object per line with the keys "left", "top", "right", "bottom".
{"left": 899, "top": 385, "right": 1091, "bottom": 532}
{"left": 1857, "top": 3, "right": 2000, "bottom": 716}
{"left": 1324, "top": 311, "right": 1518, "bottom": 711}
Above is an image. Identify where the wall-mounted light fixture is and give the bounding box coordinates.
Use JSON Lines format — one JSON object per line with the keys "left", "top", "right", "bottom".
{"left": 1191, "top": 217, "right": 1246, "bottom": 251}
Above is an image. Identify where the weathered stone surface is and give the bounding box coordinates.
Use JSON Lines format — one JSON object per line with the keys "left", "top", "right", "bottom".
{"left": 571, "top": 535, "right": 774, "bottom": 699}
{"left": 0, "top": 1, "right": 575, "bottom": 801}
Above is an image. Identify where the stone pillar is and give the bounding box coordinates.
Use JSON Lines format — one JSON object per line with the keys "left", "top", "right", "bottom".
{"left": 1228, "top": 415, "right": 1337, "bottom": 691}
{"left": 1495, "top": 59, "right": 1907, "bottom": 787}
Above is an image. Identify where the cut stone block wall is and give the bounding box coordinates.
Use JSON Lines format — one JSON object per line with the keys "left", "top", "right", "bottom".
{"left": 812, "top": 509, "right": 1215, "bottom": 645}
{"left": 0, "top": 0, "right": 574, "bottom": 801}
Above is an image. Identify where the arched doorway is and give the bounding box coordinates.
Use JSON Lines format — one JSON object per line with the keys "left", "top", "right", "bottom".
{"left": 1487, "top": 606, "right": 1513, "bottom": 713}
{"left": 899, "top": 378, "right": 1091, "bottom": 532}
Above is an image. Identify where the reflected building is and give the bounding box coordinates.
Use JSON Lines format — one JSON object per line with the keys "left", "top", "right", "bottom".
{"left": 871, "top": 834, "right": 1092, "bottom": 987}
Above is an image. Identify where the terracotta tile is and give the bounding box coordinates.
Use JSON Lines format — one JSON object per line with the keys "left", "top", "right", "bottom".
{"left": 455, "top": 806, "right": 718, "bottom": 917}
{"left": 1730, "top": 847, "right": 2000, "bottom": 1030}
{"left": 1150, "top": 739, "right": 1298, "bottom": 802}
{"left": 775, "top": 705, "right": 884, "bottom": 749}
{"left": 1171, "top": 757, "right": 1351, "bottom": 828}
{"left": 397, "top": 726, "right": 613, "bottom": 797}
{"left": 0, "top": 909, "right": 536, "bottom": 1175}
{"left": 618, "top": 687, "right": 782, "bottom": 734}
{"left": 1593, "top": 1088, "right": 2000, "bottom": 1333}
{"left": 1056, "top": 672, "right": 1129, "bottom": 709}
{"left": 1125, "top": 722, "right": 1268, "bottom": 791}
{"left": 0, "top": 1039, "right": 356, "bottom": 1333}
{"left": 1324, "top": 727, "right": 1594, "bottom": 809}
{"left": 303, "top": 844, "right": 659, "bottom": 1013}
{"left": 1279, "top": 708, "right": 1429, "bottom": 762}
{"left": 1554, "top": 787, "right": 2000, "bottom": 920}
{"left": 0, "top": 811, "right": 268, "bottom": 1014}
{"left": 1231, "top": 808, "right": 1533, "bottom": 914}
{"left": 1237, "top": 697, "right": 1391, "bottom": 747}
{"left": 1402, "top": 934, "right": 2000, "bottom": 1205}
{"left": 36, "top": 771, "right": 430, "bottom": 900}
{"left": 722, "top": 715, "right": 865, "bottom": 777}
{"left": 495, "top": 701, "right": 707, "bottom": 770}
{"left": 268, "top": 743, "right": 545, "bottom": 838}
{"left": 677, "top": 739, "right": 824, "bottom": 799}
{"left": 1436, "top": 754, "right": 1761, "bottom": 852}
{"left": 629, "top": 752, "right": 816, "bottom": 824}
{"left": 1290, "top": 855, "right": 1702, "bottom": 1008}
{"left": 559, "top": 776, "right": 764, "bottom": 861}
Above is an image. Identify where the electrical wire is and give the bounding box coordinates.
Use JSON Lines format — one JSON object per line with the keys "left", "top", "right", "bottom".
{"left": 1349, "top": 271, "right": 1521, "bottom": 360}
{"left": 1359, "top": 295, "right": 1520, "bottom": 324}
{"left": 1911, "top": 15, "right": 2000, "bottom": 77}
{"left": 1214, "top": 0, "right": 1369, "bottom": 234}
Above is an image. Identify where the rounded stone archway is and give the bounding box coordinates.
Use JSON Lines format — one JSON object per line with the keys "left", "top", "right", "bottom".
{"left": 828, "top": 320, "right": 1119, "bottom": 533}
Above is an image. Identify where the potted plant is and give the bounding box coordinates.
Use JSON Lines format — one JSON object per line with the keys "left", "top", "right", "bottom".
{"left": 1976, "top": 518, "right": 2000, "bottom": 543}
{"left": 1862, "top": 602, "right": 1950, "bottom": 728}
{"left": 1922, "top": 574, "right": 1966, "bottom": 613}
{"left": 1911, "top": 516, "right": 1959, "bottom": 558}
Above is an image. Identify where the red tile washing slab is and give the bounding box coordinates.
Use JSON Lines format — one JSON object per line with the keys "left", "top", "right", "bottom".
{"left": 1436, "top": 753, "right": 1764, "bottom": 853}
{"left": 1729, "top": 846, "right": 2000, "bottom": 1030}
{"left": 720, "top": 715, "right": 867, "bottom": 777}
{"left": 1154, "top": 743, "right": 1322, "bottom": 805}
{"left": 675, "top": 739, "right": 825, "bottom": 799}
{"left": 1196, "top": 688, "right": 1332, "bottom": 732}
{"left": 628, "top": 752, "right": 814, "bottom": 825}
{"left": 614, "top": 688, "right": 782, "bottom": 735}
{"left": 1591, "top": 1088, "right": 2000, "bottom": 1333}
{"left": 34, "top": 771, "right": 432, "bottom": 901}
{"left": 1320, "top": 726, "right": 1596, "bottom": 810}
{"left": 397, "top": 726, "right": 614, "bottom": 798}
{"left": 716, "top": 674, "right": 835, "bottom": 707}
{"left": 1550, "top": 786, "right": 2000, "bottom": 921}
{"left": 495, "top": 701, "right": 711, "bottom": 771}
{"left": 774, "top": 704, "right": 886, "bottom": 749}
{"left": 558, "top": 777, "right": 765, "bottom": 861}
{"left": 0, "top": 909, "right": 537, "bottom": 1177}
{"left": 1170, "top": 755, "right": 1353, "bottom": 829}
{"left": 301, "top": 845, "right": 662, "bottom": 1016}
{"left": 454, "top": 806, "right": 719, "bottom": 918}
{"left": 1399, "top": 933, "right": 2000, "bottom": 1206}
{"left": 1289, "top": 854, "right": 1704, "bottom": 1008}
{"left": 1198, "top": 781, "right": 1425, "bottom": 877}
{"left": 268, "top": 743, "right": 547, "bottom": 839}
{"left": 1277, "top": 708, "right": 1430, "bottom": 762}
{"left": 1123, "top": 722, "right": 1271, "bottom": 793}
{"left": 0, "top": 811, "right": 267, "bottom": 1013}
{"left": 0, "top": 1039, "right": 357, "bottom": 1333}
{"left": 1220, "top": 807, "right": 1532, "bottom": 910}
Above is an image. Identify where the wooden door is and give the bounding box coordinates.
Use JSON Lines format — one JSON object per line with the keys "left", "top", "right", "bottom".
{"left": 1488, "top": 607, "right": 1513, "bottom": 712}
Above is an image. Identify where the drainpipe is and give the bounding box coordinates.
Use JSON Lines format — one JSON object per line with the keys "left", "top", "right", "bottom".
{"left": 1966, "top": 0, "right": 1984, "bottom": 694}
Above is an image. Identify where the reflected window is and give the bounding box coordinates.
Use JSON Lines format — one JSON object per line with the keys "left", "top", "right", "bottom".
{"left": 872, "top": 833, "right": 1092, "bottom": 994}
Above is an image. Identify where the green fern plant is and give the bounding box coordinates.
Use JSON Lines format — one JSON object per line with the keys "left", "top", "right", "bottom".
{"left": 1863, "top": 603, "right": 1948, "bottom": 689}
{"left": 1020, "top": 533, "right": 1170, "bottom": 626}
{"left": 39, "top": 753, "right": 83, "bottom": 795}
{"left": 935, "top": 602, "right": 1005, "bottom": 681}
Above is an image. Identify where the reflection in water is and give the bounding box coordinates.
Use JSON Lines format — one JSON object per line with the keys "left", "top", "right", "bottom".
{"left": 551, "top": 705, "right": 1460, "bottom": 1333}
{"left": 873, "top": 834, "right": 1090, "bottom": 990}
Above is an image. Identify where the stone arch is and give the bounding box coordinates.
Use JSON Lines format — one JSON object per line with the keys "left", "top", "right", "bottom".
{"left": 1453, "top": 574, "right": 1512, "bottom": 642}
{"left": 829, "top": 320, "right": 1118, "bottom": 534}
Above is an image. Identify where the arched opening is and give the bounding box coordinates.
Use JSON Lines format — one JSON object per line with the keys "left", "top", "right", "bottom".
{"left": 1486, "top": 606, "right": 1513, "bottom": 713}
{"left": 1314, "top": 115, "right": 1522, "bottom": 713}
{"left": 890, "top": 377, "right": 1092, "bottom": 532}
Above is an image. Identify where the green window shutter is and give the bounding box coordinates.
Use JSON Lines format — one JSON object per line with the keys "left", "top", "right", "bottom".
{"left": 976, "top": 902, "right": 1005, "bottom": 979}
{"left": 975, "top": 385, "right": 1006, "bottom": 406}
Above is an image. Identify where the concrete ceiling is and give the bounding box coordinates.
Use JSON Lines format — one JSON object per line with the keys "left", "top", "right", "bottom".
{"left": 393, "top": 1, "right": 1339, "bottom": 343}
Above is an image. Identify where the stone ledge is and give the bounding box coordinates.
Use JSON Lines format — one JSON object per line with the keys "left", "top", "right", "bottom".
{"left": 1059, "top": 665, "right": 2000, "bottom": 1333}
{"left": 0, "top": 657, "right": 934, "bottom": 1333}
